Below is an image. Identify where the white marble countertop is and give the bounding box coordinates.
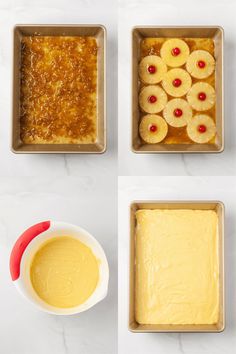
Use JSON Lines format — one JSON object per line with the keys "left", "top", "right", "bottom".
{"left": 118, "top": 0, "right": 236, "bottom": 176}
{"left": 118, "top": 176, "right": 236, "bottom": 354}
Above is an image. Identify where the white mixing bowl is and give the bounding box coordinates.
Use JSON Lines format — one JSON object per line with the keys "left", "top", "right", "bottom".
{"left": 10, "top": 221, "right": 109, "bottom": 315}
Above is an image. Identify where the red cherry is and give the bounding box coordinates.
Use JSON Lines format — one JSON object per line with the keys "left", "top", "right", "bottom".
{"left": 172, "top": 78, "right": 182, "bottom": 87}
{"left": 149, "top": 124, "right": 157, "bottom": 132}
{"left": 198, "top": 60, "right": 206, "bottom": 68}
{"left": 198, "top": 92, "right": 206, "bottom": 101}
{"left": 172, "top": 47, "right": 181, "bottom": 56}
{"left": 174, "top": 108, "right": 183, "bottom": 117}
{"left": 198, "top": 124, "right": 207, "bottom": 133}
{"left": 148, "top": 95, "right": 157, "bottom": 103}
{"left": 148, "top": 65, "right": 156, "bottom": 74}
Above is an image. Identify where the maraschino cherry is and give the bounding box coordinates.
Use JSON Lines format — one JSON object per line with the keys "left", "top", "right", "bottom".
{"left": 198, "top": 124, "right": 207, "bottom": 133}
{"left": 198, "top": 60, "right": 206, "bottom": 68}
{"left": 148, "top": 65, "right": 156, "bottom": 74}
{"left": 148, "top": 95, "right": 157, "bottom": 103}
{"left": 172, "top": 78, "right": 182, "bottom": 87}
{"left": 149, "top": 124, "right": 157, "bottom": 132}
{"left": 174, "top": 108, "right": 183, "bottom": 117}
{"left": 198, "top": 92, "right": 206, "bottom": 101}
{"left": 172, "top": 47, "right": 181, "bottom": 56}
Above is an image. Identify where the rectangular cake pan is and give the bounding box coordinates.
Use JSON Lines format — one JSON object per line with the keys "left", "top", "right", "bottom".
{"left": 12, "top": 24, "right": 106, "bottom": 154}
{"left": 132, "top": 26, "right": 224, "bottom": 153}
{"left": 129, "top": 201, "right": 225, "bottom": 332}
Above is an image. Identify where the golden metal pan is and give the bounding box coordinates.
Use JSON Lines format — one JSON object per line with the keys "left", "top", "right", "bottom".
{"left": 12, "top": 24, "right": 106, "bottom": 154}
{"left": 129, "top": 200, "right": 225, "bottom": 332}
{"left": 132, "top": 26, "right": 224, "bottom": 153}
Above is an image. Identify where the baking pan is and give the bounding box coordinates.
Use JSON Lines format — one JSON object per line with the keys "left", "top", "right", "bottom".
{"left": 132, "top": 26, "right": 224, "bottom": 153}
{"left": 129, "top": 201, "right": 225, "bottom": 332}
{"left": 12, "top": 24, "right": 106, "bottom": 154}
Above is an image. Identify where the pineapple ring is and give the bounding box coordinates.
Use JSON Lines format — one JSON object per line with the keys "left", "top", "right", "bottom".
{"left": 160, "top": 39, "right": 190, "bottom": 67}
{"left": 187, "top": 114, "right": 216, "bottom": 143}
{"left": 162, "top": 68, "right": 192, "bottom": 97}
{"left": 163, "top": 98, "right": 193, "bottom": 127}
{"left": 186, "top": 50, "right": 215, "bottom": 79}
{"left": 139, "top": 85, "right": 168, "bottom": 114}
{"left": 139, "top": 55, "right": 167, "bottom": 84}
{"left": 139, "top": 114, "right": 168, "bottom": 143}
{"left": 187, "top": 82, "right": 215, "bottom": 111}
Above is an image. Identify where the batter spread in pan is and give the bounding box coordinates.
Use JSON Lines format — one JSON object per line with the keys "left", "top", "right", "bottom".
{"left": 135, "top": 209, "right": 219, "bottom": 325}
{"left": 20, "top": 36, "right": 97, "bottom": 144}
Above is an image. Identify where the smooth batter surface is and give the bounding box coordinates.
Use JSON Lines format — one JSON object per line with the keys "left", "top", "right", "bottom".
{"left": 135, "top": 209, "right": 219, "bottom": 325}
{"left": 30, "top": 237, "right": 99, "bottom": 308}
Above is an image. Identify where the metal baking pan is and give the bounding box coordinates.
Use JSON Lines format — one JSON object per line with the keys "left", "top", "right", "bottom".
{"left": 129, "top": 201, "right": 225, "bottom": 332}
{"left": 12, "top": 24, "right": 106, "bottom": 154}
{"left": 131, "top": 26, "right": 224, "bottom": 153}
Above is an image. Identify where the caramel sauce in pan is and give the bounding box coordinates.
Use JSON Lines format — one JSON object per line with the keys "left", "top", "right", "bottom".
{"left": 140, "top": 38, "right": 216, "bottom": 144}
{"left": 20, "top": 36, "right": 97, "bottom": 144}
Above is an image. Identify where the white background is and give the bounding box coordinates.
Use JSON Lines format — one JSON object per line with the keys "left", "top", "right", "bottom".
{"left": 118, "top": 0, "right": 236, "bottom": 176}
{"left": 118, "top": 176, "right": 236, "bottom": 354}
{"left": 0, "top": 0, "right": 118, "bottom": 354}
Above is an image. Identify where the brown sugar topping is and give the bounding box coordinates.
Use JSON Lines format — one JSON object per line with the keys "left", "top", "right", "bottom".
{"left": 20, "top": 36, "right": 98, "bottom": 144}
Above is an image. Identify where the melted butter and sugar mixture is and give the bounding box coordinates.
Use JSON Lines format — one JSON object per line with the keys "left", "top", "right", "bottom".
{"left": 30, "top": 237, "right": 99, "bottom": 308}
{"left": 140, "top": 38, "right": 215, "bottom": 144}
{"left": 20, "top": 36, "right": 97, "bottom": 144}
{"left": 135, "top": 209, "right": 219, "bottom": 325}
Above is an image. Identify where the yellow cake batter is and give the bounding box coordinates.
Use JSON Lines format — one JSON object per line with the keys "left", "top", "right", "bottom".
{"left": 30, "top": 236, "right": 99, "bottom": 308}
{"left": 135, "top": 209, "right": 219, "bottom": 325}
